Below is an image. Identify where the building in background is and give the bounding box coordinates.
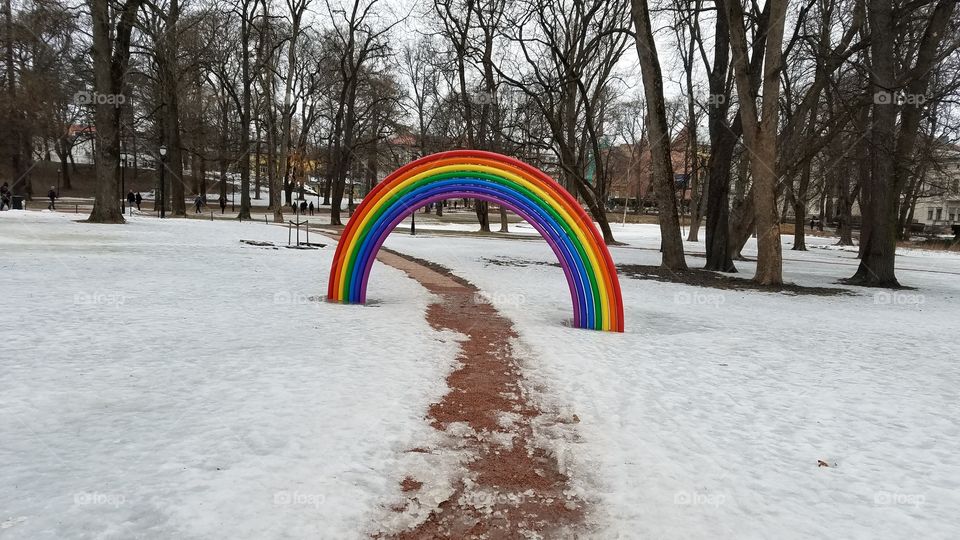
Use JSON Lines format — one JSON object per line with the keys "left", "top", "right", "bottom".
{"left": 914, "top": 143, "right": 960, "bottom": 229}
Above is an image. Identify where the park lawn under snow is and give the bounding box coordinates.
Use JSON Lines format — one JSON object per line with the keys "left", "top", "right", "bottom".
{"left": 382, "top": 221, "right": 960, "bottom": 539}
{"left": 3, "top": 210, "right": 959, "bottom": 539}
{"left": 0, "top": 211, "right": 459, "bottom": 539}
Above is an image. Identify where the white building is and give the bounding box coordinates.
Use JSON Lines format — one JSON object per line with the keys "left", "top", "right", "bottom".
{"left": 40, "top": 125, "right": 97, "bottom": 165}
{"left": 914, "top": 144, "right": 960, "bottom": 229}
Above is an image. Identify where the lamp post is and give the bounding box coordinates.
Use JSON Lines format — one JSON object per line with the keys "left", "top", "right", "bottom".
{"left": 410, "top": 207, "right": 416, "bottom": 235}
{"left": 159, "top": 145, "right": 167, "bottom": 219}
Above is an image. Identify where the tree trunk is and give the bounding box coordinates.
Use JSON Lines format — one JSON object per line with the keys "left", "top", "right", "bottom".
{"left": 87, "top": 0, "right": 140, "bottom": 223}
{"left": 254, "top": 121, "right": 262, "bottom": 199}
{"left": 237, "top": 1, "right": 253, "bottom": 220}
{"left": 726, "top": 0, "right": 788, "bottom": 285}
{"left": 792, "top": 160, "right": 811, "bottom": 250}
{"left": 159, "top": 0, "right": 185, "bottom": 216}
{"left": 848, "top": 0, "right": 955, "bottom": 286}
{"left": 3, "top": 0, "right": 28, "bottom": 198}
{"left": 632, "top": 0, "right": 687, "bottom": 269}
{"left": 55, "top": 140, "right": 72, "bottom": 189}
{"left": 682, "top": 10, "right": 702, "bottom": 243}
{"left": 793, "top": 201, "right": 807, "bottom": 251}
{"left": 274, "top": 0, "right": 305, "bottom": 224}
{"left": 474, "top": 201, "right": 490, "bottom": 231}
{"left": 218, "top": 97, "right": 228, "bottom": 207}
{"left": 703, "top": 1, "right": 736, "bottom": 272}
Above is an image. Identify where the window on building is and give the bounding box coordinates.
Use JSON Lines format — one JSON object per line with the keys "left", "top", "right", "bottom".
{"left": 936, "top": 208, "right": 942, "bottom": 221}
{"left": 928, "top": 209, "right": 934, "bottom": 221}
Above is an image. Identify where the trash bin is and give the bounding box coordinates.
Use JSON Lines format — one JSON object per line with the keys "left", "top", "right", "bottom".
{"left": 12, "top": 195, "right": 25, "bottom": 210}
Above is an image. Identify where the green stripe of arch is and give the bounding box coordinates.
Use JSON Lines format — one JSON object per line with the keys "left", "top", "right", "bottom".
{"left": 343, "top": 170, "right": 603, "bottom": 324}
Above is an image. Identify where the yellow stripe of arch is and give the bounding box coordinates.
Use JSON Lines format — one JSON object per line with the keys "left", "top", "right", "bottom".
{"left": 342, "top": 162, "right": 612, "bottom": 330}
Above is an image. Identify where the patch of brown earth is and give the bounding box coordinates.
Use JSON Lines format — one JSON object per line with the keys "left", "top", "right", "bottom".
{"left": 482, "top": 256, "right": 850, "bottom": 296}
{"left": 377, "top": 249, "right": 584, "bottom": 539}
{"left": 401, "top": 477, "right": 424, "bottom": 493}
{"left": 618, "top": 264, "right": 853, "bottom": 295}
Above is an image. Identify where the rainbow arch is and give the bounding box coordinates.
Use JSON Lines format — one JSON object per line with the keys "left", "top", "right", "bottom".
{"left": 327, "top": 150, "right": 624, "bottom": 332}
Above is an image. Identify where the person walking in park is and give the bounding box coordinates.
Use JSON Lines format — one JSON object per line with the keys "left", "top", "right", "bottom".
{"left": 300, "top": 200, "right": 307, "bottom": 215}
{"left": 308, "top": 201, "right": 314, "bottom": 216}
{"left": 135, "top": 192, "right": 143, "bottom": 211}
{"left": 0, "top": 182, "right": 10, "bottom": 210}
{"left": 127, "top": 190, "right": 136, "bottom": 211}
{"left": 47, "top": 186, "right": 57, "bottom": 210}
{"left": 194, "top": 195, "right": 204, "bottom": 214}
{"left": 218, "top": 195, "right": 226, "bottom": 214}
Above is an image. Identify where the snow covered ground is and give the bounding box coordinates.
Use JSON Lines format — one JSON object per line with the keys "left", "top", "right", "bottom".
{"left": 382, "top": 223, "right": 960, "bottom": 539}
{"left": 0, "top": 211, "right": 459, "bottom": 538}
{"left": 3, "top": 210, "right": 959, "bottom": 539}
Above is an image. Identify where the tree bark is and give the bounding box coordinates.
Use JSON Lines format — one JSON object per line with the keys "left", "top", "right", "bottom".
{"left": 703, "top": 1, "right": 736, "bottom": 272}
{"left": 726, "top": 0, "right": 788, "bottom": 285}
{"left": 87, "top": 0, "right": 141, "bottom": 223}
{"left": 237, "top": 0, "right": 255, "bottom": 220}
{"left": 631, "top": 0, "right": 687, "bottom": 269}
{"left": 848, "top": 0, "right": 955, "bottom": 286}
{"left": 792, "top": 162, "right": 811, "bottom": 251}
{"left": 160, "top": 0, "right": 185, "bottom": 216}
{"left": 3, "top": 0, "right": 28, "bottom": 198}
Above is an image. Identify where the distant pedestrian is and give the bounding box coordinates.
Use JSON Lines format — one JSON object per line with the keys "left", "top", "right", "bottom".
{"left": 193, "top": 195, "right": 204, "bottom": 213}
{"left": 300, "top": 200, "right": 307, "bottom": 214}
{"left": 218, "top": 195, "right": 226, "bottom": 214}
{"left": 0, "top": 182, "right": 10, "bottom": 210}
{"left": 126, "top": 190, "right": 136, "bottom": 211}
{"left": 47, "top": 186, "right": 57, "bottom": 210}
{"left": 308, "top": 201, "right": 314, "bottom": 216}
{"left": 135, "top": 192, "right": 143, "bottom": 211}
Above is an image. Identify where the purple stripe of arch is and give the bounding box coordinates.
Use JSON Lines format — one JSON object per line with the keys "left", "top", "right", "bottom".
{"left": 355, "top": 189, "right": 586, "bottom": 328}
{"left": 350, "top": 179, "right": 595, "bottom": 328}
{"left": 351, "top": 181, "right": 593, "bottom": 328}
{"left": 350, "top": 179, "right": 594, "bottom": 328}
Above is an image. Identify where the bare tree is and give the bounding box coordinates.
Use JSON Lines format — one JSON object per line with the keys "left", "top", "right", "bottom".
{"left": 498, "top": 0, "right": 631, "bottom": 244}
{"left": 87, "top": 0, "right": 143, "bottom": 223}
{"left": 848, "top": 0, "right": 958, "bottom": 286}
{"left": 725, "top": 0, "right": 789, "bottom": 284}
{"left": 631, "top": 0, "right": 687, "bottom": 269}
{"left": 325, "top": 0, "right": 399, "bottom": 226}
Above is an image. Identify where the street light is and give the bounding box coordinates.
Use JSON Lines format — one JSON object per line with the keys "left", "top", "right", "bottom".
{"left": 159, "top": 145, "right": 167, "bottom": 219}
